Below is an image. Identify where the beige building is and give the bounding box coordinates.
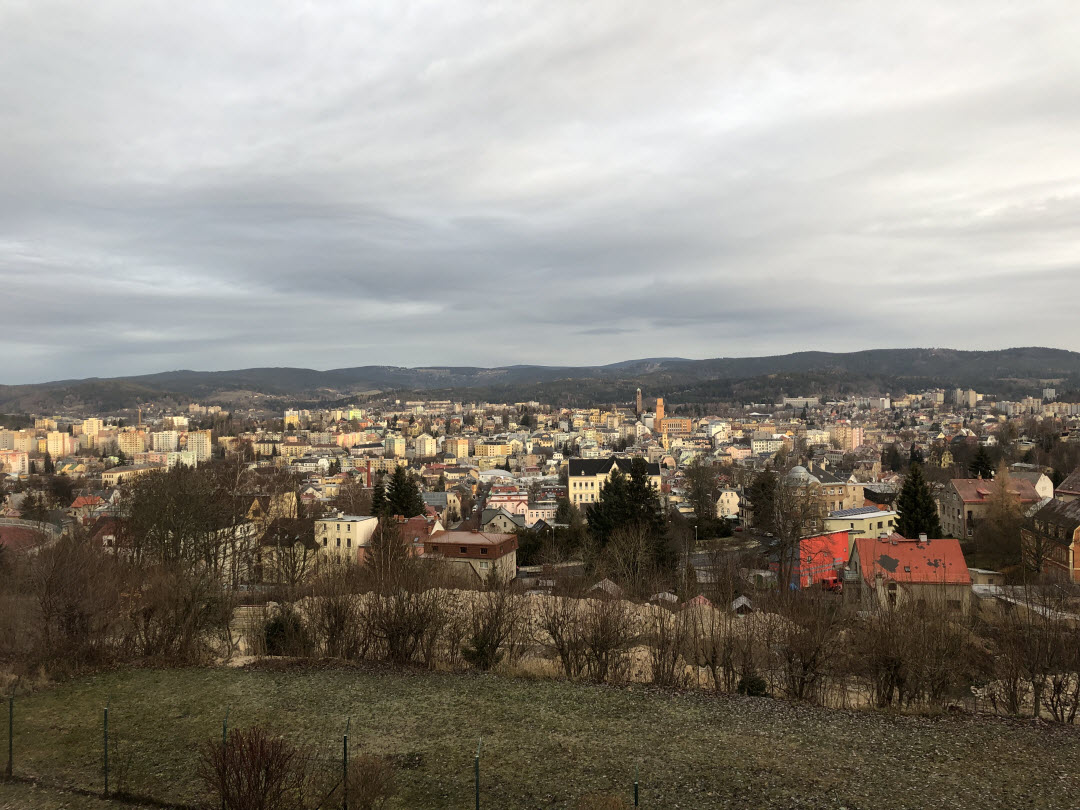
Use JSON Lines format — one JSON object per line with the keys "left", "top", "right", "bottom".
{"left": 568, "top": 457, "right": 662, "bottom": 508}
{"left": 812, "top": 466, "right": 866, "bottom": 512}
{"left": 444, "top": 437, "right": 470, "bottom": 460}
{"left": 423, "top": 529, "right": 518, "bottom": 583}
{"left": 938, "top": 478, "right": 1041, "bottom": 539}
{"left": 384, "top": 435, "right": 406, "bottom": 457}
{"left": 314, "top": 515, "right": 380, "bottom": 564}
{"left": 715, "top": 489, "right": 740, "bottom": 519}
{"left": 46, "top": 431, "right": 76, "bottom": 458}
{"left": 828, "top": 423, "right": 864, "bottom": 452}
{"left": 117, "top": 430, "right": 146, "bottom": 457}
{"left": 102, "top": 464, "right": 158, "bottom": 486}
{"left": 476, "top": 441, "right": 512, "bottom": 458}
{"left": 824, "top": 506, "right": 897, "bottom": 539}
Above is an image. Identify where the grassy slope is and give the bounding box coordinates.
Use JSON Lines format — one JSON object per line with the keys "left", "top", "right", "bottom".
{"left": 0, "top": 782, "right": 156, "bottom": 810}
{"left": 4, "top": 664, "right": 1080, "bottom": 809}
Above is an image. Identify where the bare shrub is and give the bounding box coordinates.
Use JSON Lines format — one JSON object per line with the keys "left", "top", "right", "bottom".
{"left": 770, "top": 592, "right": 841, "bottom": 702}
{"left": 345, "top": 753, "right": 398, "bottom": 810}
{"left": 686, "top": 606, "right": 738, "bottom": 692}
{"left": 988, "top": 585, "right": 1080, "bottom": 719}
{"left": 600, "top": 524, "right": 657, "bottom": 599}
{"left": 462, "top": 578, "right": 523, "bottom": 671}
{"left": 27, "top": 535, "right": 129, "bottom": 671}
{"left": 847, "top": 598, "right": 979, "bottom": 710}
{"left": 539, "top": 594, "right": 588, "bottom": 679}
{"left": 647, "top": 607, "right": 688, "bottom": 688}
{"left": 125, "top": 565, "right": 230, "bottom": 662}
{"left": 582, "top": 598, "right": 634, "bottom": 684}
{"left": 306, "top": 570, "right": 368, "bottom": 660}
{"left": 356, "top": 522, "right": 447, "bottom": 667}
{"left": 198, "top": 724, "right": 315, "bottom": 810}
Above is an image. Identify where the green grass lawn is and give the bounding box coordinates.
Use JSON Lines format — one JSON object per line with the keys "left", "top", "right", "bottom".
{"left": 4, "top": 663, "right": 1080, "bottom": 808}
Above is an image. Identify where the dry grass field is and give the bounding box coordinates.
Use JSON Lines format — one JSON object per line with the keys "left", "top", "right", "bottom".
{"left": 2, "top": 662, "right": 1080, "bottom": 809}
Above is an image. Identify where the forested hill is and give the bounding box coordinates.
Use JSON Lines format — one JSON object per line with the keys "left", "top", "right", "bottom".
{"left": 2, "top": 347, "right": 1078, "bottom": 413}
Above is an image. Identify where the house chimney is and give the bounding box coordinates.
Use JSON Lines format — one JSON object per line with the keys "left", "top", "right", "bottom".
{"left": 919, "top": 533, "right": 928, "bottom": 543}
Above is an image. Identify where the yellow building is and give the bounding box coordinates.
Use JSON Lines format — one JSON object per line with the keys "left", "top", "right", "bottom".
{"left": 824, "top": 506, "right": 898, "bottom": 540}
{"left": 568, "top": 457, "right": 662, "bottom": 508}
{"left": 476, "top": 441, "right": 511, "bottom": 458}
{"left": 444, "top": 437, "right": 470, "bottom": 459}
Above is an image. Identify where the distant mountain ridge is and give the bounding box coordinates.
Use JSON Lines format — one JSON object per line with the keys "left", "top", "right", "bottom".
{"left": 2, "top": 347, "right": 1078, "bottom": 413}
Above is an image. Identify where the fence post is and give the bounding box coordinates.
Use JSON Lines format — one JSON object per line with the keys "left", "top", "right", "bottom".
{"left": 474, "top": 738, "right": 482, "bottom": 810}
{"left": 6, "top": 692, "right": 12, "bottom": 779}
{"left": 343, "top": 718, "right": 350, "bottom": 810}
{"left": 103, "top": 701, "right": 110, "bottom": 797}
{"left": 634, "top": 765, "right": 639, "bottom": 807}
{"left": 221, "top": 708, "right": 229, "bottom": 810}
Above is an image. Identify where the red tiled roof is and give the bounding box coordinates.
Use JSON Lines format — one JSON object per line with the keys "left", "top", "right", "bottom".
{"left": 951, "top": 478, "right": 1040, "bottom": 503}
{"left": 0, "top": 525, "right": 42, "bottom": 553}
{"left": 70, "top": 495, "right": 104, "bottom": 509}
{"left": 854, "top": 536, "right": 971, "bottom": 585}
{"left": 427, "top": 529, "right": 515, "bottom": 546}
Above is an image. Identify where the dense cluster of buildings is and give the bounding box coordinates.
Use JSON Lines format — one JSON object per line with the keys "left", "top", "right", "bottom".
{"left": 2, "top": 382, "right": 1079, "bottom": 598}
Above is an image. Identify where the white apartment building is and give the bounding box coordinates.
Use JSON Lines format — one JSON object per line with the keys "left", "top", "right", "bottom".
{"left": 187, "top": 430, "right": 213, "bottom": 462}
{"left": 414, "top": 433, "right": 437, "bottom": 458}
{"left": 46, "top": 431, "right": 76, "bottom": 458}
{"left": 314, "top": 515, "right": 380, "bottom": 564}
{"left": 151, "top": 430, "right": 180, "bottom": 452}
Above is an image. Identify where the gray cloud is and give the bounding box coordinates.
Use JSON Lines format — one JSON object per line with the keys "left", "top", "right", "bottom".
{"left": 2, "top": 1, "right": 1079, "bottom": 383}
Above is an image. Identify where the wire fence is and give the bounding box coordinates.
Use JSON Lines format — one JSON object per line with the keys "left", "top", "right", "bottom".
{"left": 1, "top": 691, "right": 645, "bottom": 809}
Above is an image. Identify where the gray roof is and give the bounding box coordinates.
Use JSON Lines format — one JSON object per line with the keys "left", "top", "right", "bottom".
{"left": 829, "top": 505, "right": 894, "bottom": 519}
{"left": 568, "top": 457, "right": 660, "bottom": 477}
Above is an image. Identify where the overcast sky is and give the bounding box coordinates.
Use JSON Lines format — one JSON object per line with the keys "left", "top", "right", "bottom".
{"left": 2, "top": 1, "right": 1079, "bottom": 384}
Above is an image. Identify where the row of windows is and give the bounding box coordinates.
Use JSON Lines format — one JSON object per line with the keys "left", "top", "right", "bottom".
{"left": 322, "top": 537, "right": 352, "bottom": 548}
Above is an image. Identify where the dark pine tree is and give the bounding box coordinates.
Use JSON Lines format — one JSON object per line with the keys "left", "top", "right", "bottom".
{"left": 895, "top": 463, "right": 942, "bottom": 539}
{"left": 882, "top": 444, "right": 904, "bottom": 472}
{"left": 969, "top": 446, "right": 994, "bottom": 479}
{"left": 371, "top": 477, "right": 388, "bottom": 517}
{"left": 386, "top": 465, "right": 425, "bottom": 518}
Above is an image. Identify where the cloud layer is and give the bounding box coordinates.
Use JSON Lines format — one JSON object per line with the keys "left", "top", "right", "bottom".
{"left": 2, "top": 1, "right": 1079, "bottom": 383}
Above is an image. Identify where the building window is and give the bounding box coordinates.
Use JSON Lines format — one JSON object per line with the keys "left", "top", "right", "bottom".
{"left": 481, "top": 547, "right": 488, "bottom": 554}
{"left": 479, "top": 561, "right": 489, "bottom": 570}
{"left": 460, "top": 547, "right": 468, "bottom": 554}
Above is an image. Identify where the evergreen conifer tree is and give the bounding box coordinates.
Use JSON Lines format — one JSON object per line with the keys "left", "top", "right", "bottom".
{"left": 371, "top": 477, "right": 388, "bottom": 517}
{"left": 386, "top": 465, "right": 424, "bottom": 517}
{"left": 895, "top": 463, "right": 942, "bottom": 539}
{"left": 969, "top": 446, "right": 994, "bottom": 479}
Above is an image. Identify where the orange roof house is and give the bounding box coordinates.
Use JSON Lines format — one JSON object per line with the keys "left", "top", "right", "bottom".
{"left": 850, "top": 535, "right": 972, "bottom": 610}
